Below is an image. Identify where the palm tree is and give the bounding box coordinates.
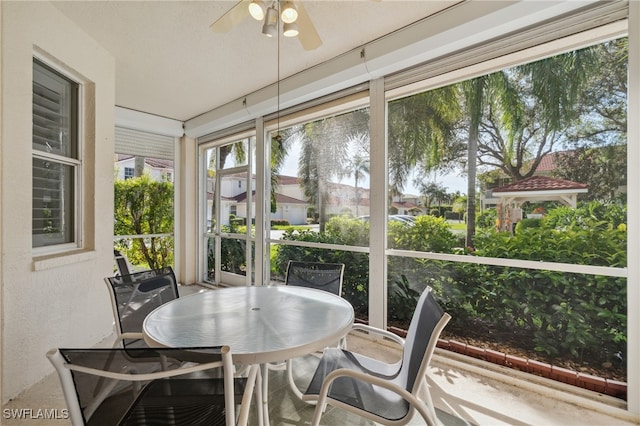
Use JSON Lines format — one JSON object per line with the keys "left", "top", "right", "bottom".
{"left": 387, "top": 87, "right": 463, "bottom": 196}
{"left": 343, "top": 139, "right": 370, "bottom": 217}
{"left": 218, "top": 139, "right": 247, "bottom": 169}
{"left": 270, "top": 128, "right": 294, "bottom": 213}
{"left": 417, "top": 181, "right": 439, "bottom": 211}
{"left": 294, "top": 113, "right": 361, "bottom": 231}
{"left": 460, "top": 76, "right": 487, "bottom": 247}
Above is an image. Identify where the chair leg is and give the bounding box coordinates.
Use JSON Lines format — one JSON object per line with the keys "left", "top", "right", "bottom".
{"left": 418, "top": 380, "right": 440, "bottom": 426}
{"left": 310, "top": 395, "right": 328, "bottom": 426}
{"left": 285, "top": 359, "right": 308, "bottom": 402}
{"left": 237, "top": 365, "right": 261, "bottom": 426}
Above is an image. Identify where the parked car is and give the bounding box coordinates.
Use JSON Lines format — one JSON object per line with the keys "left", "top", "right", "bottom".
{"left": 391, "top": 215, "right": 416, "bottom": 225}
{"left": 358, "top": 215, "right": 416, "bottom": 226}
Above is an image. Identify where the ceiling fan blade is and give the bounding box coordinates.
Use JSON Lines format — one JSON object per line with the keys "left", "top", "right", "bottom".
{"left": 295, "top": 1, "right": 322, "bottom": 51}
{"left": 210, "top": 0, "right": 251, "bottom": 33}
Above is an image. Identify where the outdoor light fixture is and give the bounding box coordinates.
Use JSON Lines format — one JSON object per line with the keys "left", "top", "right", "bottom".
{"left": 283, "top": 22, "right": 299, "bottom": 37}
{"left": 280, "top": 1, "right": 298, "bottom": 24}
{"left": 248, "top": 0, "right": 266, "bottom": 21}
{"left": 261, "top": 4, "right": 278, "bottom": 37}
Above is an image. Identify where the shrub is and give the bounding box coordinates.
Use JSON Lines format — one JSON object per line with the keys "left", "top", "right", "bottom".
{"left": 388, "top": 215, "right": 457, "bottom": 253}
{"left": 388, "top": 274, "right": 420, "bottom": 322}
{"left": 543, "top": 200, "right": 627, "bottom": 231}
{"left": 271, "top": 219, "right": 290, "bottom": 227}
{"left": 270, "top": 206, "right": 627, "bottom": 370}
{"left": 114, "top": 175, "right": 174, "bottom": 269}
{"left": 470, "top": 219, "right": 627, "bottom": 363}
{"left": 445, "top": 211, "right": 461, "bottom": 221}
{"left": 230, "top": 217, "right": 245, "bottom": 227}
{"left": 476, "top": 209, "right": 497, "bottom": 229}
{"left": 515, "top": 218, "right": 541, "bottom": 232}
{"left": 325, "top": 215, "right": 369, "bottom": 246}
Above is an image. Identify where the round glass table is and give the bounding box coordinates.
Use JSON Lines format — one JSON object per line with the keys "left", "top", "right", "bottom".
{"left": 143, "top": 285, "right": 354, "bottom": 425}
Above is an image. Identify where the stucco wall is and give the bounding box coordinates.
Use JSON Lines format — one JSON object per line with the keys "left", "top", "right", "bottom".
{"left": 1, "top": 2, "right": 115, "bottom": 402}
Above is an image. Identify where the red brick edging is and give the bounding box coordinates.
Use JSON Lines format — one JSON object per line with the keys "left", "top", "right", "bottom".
{"left": 384, "top": 325, "right": 627, "bottom": 400}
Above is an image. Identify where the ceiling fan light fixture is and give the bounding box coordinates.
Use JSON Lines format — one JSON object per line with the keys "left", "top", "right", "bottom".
{"left": 283, "top": 22, "right": 298, "bottom": 37}
{"left": 248, "top": 0, "right": 266, "bottom": 21}
{"left": 261, "top": 4, "right": 278, "bottom": 37}
{"left": 280, "top": 1, "right": 298, "bottom": 24}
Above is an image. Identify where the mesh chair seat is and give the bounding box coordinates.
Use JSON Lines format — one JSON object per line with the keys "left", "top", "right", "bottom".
{"left": 47, "top": 346, "right": 258, "bottom": 426}
{"left": 303, "top": 287, "right": 451, "bottom": 426}
{"left": 119, "top": 378, "right": 230, "bottom": 426}
{"left": 305, "top": 348, "right": 409, "bottom": 421}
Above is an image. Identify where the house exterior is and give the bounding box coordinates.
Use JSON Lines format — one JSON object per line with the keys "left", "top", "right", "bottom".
{"left": 390, "top": 194, "right": 425, "bottom": 216}
{"left": 115, "top": 155, "right": 174, "bottom": 182}
{"left": 209, "top": 174, "right": 370, "bottom": 226}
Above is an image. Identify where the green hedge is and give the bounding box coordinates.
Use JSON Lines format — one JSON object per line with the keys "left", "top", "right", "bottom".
{"left": 271, "top": 203, "right": 627, "bottom": 370}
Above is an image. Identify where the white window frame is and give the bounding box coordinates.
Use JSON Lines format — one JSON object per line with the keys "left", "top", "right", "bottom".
{"left": 124, "top": 167, "right": 134, "bottom": 180}
{"left": 32, "top": 57, "right": 83, "bottom": 254}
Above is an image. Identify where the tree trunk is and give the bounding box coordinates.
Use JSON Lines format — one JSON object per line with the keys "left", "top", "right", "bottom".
{"left": 134, "top": 156, "right": 145, "bottom": 177}
{"left": 466, "top": 127, "right": 478, "bottom": 249}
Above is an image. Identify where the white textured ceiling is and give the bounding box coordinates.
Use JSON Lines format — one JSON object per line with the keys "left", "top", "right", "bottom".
{"left": 51, "top": 0, "right": 457, "bottom": 122}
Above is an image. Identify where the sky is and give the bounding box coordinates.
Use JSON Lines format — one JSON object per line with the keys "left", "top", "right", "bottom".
{"left": 279, "top": 140, "right": 468, "bottom": 197}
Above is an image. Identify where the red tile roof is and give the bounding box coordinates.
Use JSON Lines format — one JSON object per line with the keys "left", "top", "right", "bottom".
{"left": 492, "top": 175, "right": 588, "bottom": 193}
{"left": 278, "top": 175, "right": 302, "bottom": 185}
{"left": 116, "top": 154, "right": 173, "bottom": 169}
{"left": 535, "top": 152, "right": 557, "bottom": 172}
{"left": 392, "top": 201, "right": 421, "bottom": 209}
{"left": 232, "top": 190, "right": 306, "bottom": 204}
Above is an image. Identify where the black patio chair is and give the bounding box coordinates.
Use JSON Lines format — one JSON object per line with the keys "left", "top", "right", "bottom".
{"left": 104, "top": 267, "right": 179, "bottom": 349}
{"left": 47, "top": 346, "right": 259, "bottom": 426}
{"left": 302, "top": 286, "right": 451, "bottom": 426}
{"left": 272, "top": 261, "right": 346, "bottom": 400}
{"left": 113, "top": 249, "right": 134, "bottom": 277}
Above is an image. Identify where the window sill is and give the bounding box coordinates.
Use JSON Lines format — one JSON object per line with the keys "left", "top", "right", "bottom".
{"left": 33, "top": 249, "right": 97, "bottom": 272}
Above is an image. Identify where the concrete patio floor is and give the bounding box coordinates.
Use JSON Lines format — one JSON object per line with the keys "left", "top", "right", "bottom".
{"left": 3, "top": 285, "right": 637, "bottom": 426}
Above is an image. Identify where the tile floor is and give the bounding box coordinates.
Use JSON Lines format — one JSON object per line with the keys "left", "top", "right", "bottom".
{"left": 3, "top": 285, "right": 637, "bottom": 426}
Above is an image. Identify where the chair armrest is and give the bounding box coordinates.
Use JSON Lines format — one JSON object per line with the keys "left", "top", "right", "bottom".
{"left": 116, "top": 332, "right": 145, "bottom": 340}
{"left": 111, "top": 332, "right": 145, "bottom": 348}
{"left": 349, "top": 324, "right": 405, "bottom": 347}
{"left": 63, "top": 349, "right": 233, "bottom": 382}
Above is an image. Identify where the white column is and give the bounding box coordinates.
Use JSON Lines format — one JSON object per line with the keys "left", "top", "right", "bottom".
{"left": 175, "top": 135, "right": 198, "bottom": 285}
{"left": 368, "top": 77, "right": 387, "bottom": 329}
{"left": 255, "top": 117, "right": 268, "bottom": 286}
{"left": 627, "top": 1, "right": 639, "bottom": 416}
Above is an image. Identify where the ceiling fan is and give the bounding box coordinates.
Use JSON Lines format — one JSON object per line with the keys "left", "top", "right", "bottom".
{"left": 210, "top": 0, "right": 322, "bottom": 51}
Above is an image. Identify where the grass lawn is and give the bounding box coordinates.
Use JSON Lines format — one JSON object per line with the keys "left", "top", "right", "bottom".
{"left": 271, "top": 224, "right": 313, "bottom": 231}
{"left": 448, "top": 221, "right": 466, "bottom": 232}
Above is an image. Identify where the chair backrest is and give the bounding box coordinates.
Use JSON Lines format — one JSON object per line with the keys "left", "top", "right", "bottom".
{"left": 284, "top": 261, "right": 345, "bottom": 296}
{"left": 398, "top": 286, "right": 451, "bottom": 394}
{"left": 47, "top": 346, "right": 232, "bottom": 425}
{"left": 113, "top": 249, "right": 133, "bottom": 276}
{"left": 105, "top": 267, "right": 179, "bottom": 348}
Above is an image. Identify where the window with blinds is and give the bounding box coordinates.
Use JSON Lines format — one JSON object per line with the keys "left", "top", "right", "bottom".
{"left": 32, "top": 59, "right": 80, "bottom": 249}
